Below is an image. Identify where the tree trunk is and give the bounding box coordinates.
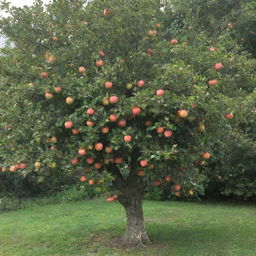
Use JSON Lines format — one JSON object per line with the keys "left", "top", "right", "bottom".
{"left": 119, "top": 192, "right": 151, "bottom": 247}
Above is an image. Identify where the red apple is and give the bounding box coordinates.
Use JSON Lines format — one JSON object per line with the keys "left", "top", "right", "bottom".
{"left": 109, "top": 95, "right": 119, "bottom": 104}
{"left": 170, "top": 39, "right": 178, "bottom": 44}
{"left": 99, "top": 51, "right": 106, "bottom": 57}
{"left": 148, "top": 30, "right": 157, "bottom": 36}
{"left": 137, "top": 80, "right": 145, "bottom": 88}
{"left": 132, "top": 107, "right": 141, "bottom": 115}
{"left": 20, "top": 163, "right": 28, "bottom": 169}
{"left": 156, "top": 89, "right": 165, "bottom": 96}
{"left": 95, "top": 143, "right": 104, "bottom": 151}
{"left": 10, "top": 165, "right": 17, "bottom": 172}
{"left": 51, "top": 36, "right": 58, "bottom": 41}
{"left": 172, "top": 184, "right": 181, "bottom": 191}
{"left": 209, "top": 47, "right": 216, "bottom": 52}
{"left": 225, "top": 113, "right": 233, "bottom": 119}
{"left": 65, "top": 121, "right": 73, "bottom": 129}
{"left": 115, "top": 158, "right": 123, "bottom": 164}
{"left": 177, "top": 109, "right": 189, "bottom": 118}
{"left": 78, "top": 148, "right": 87, "bottom": 156}
{"left": 1, "top": 167, "right": 7, "bottom": 172}
{"left": 157, "top": 127, "right": 165, "bottom": 134}
{"left": 103, "top": 8, "right": 110, "bottom": 16}
{"left": 123, "top": 135, "right": 132, "bottom": 142}
{"left": 96, "top": 60, "right": 104, "bottom": 67}
{"left": 118, "top": 120, "right": 126, "bottom": 127}
{"left": 40, "top": 72, "right": 48, "bottom": 78}
{"left": 87, "top": 108, "right": 95, "bottom": 115}
{"left": 202, "top": 152, "right": 211, "bottom": 159}
{"left": 165, "top": 176, "right": 171, "bottom": 182}
{"left": 45, "top": 92, "right": 53, "bottom": 100}
{"left": 145, "top": 120, "right": 153, "bottom": 127}
{"left": 208, "top": 79, "right": 218, "bottom": 86}
{"left": 153, "top": 181, "right": 161, "bottom": 186}
{"left": 86, "top": 158, "right": 95, "bottom": 164}
{"left": 146, "top": 48, "right": 154, "bottom": 55}
{"left": 78, "top": 66, "right": 86, "bottom": 73}
{"left": 54, "top": 86, "right": 62, "bottom": 93}
{"left": 137, "top": 170, "right": 145, "bottom": 176}
{"left": 214, "top": 62, "right": 223, "bottom": 70}
{"left": 86, "top": 120, "right": 94, "bottom": 127}
{"left": 101, "top": 127, "right": 110, "bottom": 134}
{"left": 164, "top": 130, "right": 173, "bottom": 138}
{"left": 80, "top": 176, "right": 87, "bottom": 182}
{"left": 156, "top": 23, "right": 161, "bottom": 28}
{"left": 107, "top": 197, "right": 114, "bottom": 202}
{"left": 105, "top": 81, "right": 113, "bottom": 89}
{"left": 140, "top": 160, "right": 148, "bottom": 167}
{"left": 109, "top": 114, "right": 118, "bottom": 122}
{"left": 48, "top": 56, "right": 57, "bottom": 64}
{"left": 70, "top": 158, "right": 78, "bottom": 165}
{"left": 94, "top": 163, "right": 102, "bottom": 169}
{"left": 72, "top": 128, "right": 80, "bottom": 135}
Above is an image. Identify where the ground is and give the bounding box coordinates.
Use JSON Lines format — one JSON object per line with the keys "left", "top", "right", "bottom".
{"left": 0, "top": 199, "right": 255, "bottom": 256}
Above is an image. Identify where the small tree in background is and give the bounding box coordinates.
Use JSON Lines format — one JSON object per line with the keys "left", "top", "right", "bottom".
{"left": 0, "top": 0, "right": 255, "bottom": 246}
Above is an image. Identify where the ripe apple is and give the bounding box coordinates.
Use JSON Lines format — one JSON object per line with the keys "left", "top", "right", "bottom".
{"left": 87, "top": 108, "right": 95, "bottom": 115}
{"left": 1, "top": 167, "right": 7, "bottom": 172}
{"left": 172, "top": 184, "right": 181, "bottom": 191}
{"left": 78, "top": 66, "right": 86, "bottom": 73}
{"left": 103, "top": 8, "right": 110, "bottom": 16}
{"left": 123, "top": 135, "right": 132, "bottom": 142}
{"left": 78, "top": 148, "right": 87, "bottom": 156}
{"left": 50, "top": 136, "right": 57, "bottom": 143}
{"left": 88, "top": 179, "right": 95, "bottom": 185}
{"left": 10, "top": 165, "right": 17, "bottom": 172}
{"left": 146, "top": 48, "right": 154, "bottom": 55}
{"left": 198, "top": 160, "right": 206, "bottom": 166}
{"left": 165, "top": 176, "right": 171, "bottom": 182}
{"left": 177, "top": 109, "right": 189, "bottom": 118}
{"left": 126, "top": 83, "right": 133, "bottom": 89}
{"left": 66, "top": 96, "right": 74, "bottom": 104}
{"left": 94, "top": 163, "right": 102, "bottom": 169}
{"left": 153, "top": 181, "right": 161, "bottom": 186}
{"left": 64, "top": 121, "right": 73, "bottom": 129}
{"left": 107, "top": 197, "right": 114, "bottom": 202}
{"left": 80, "top": 176, "right": 87, "bottom": 182}
{"left": 174, "top": 191, "right": 181, "bottom": 197}
{"left": 214, "top": 62, "right": 223, "bottom": 70}
{"left": 54, "top": 86, "right": 62, "bottom": 93}
{"left": 209, "top": 47, "right": 216, "bottom": 52}
{"left": 86, "top": 120, "right": 94, "bottom": 127}
{"left": 99, "top": 50, "right": 106, "bottom": 57}
{"left": 118, "top": 120, "right": 126, "bottom": 127}
{"left": 137, "top": 170, "right": 145, "bottom": 176}
{"left": 70, "top": 158, "right": 78, "bottom": 165}
{"left": 51, "top": 36, "right": 58, "bottom": 41}
{"left": 157, "top": 127, "right": 165, "bottom": 134}
{"left": 225, "top": 113, "right": 233, "bottom": 119}
{"left": 109, "top": 114, "right": 118, "bottom": 122}
{"left": 34, "top": 161, "right": 42, "bottom": 169}
{"left": 45, "top": 92, "right": 53, "bottom": 100}
{"left": 96, "top": 60, "right": 104, "bottom": 67}
{"left": 20, "top": 163, "right": 28, "bottom": 169}
{"left": 156, "top": 23, "right": 161, "bottom": 28}
{"left": 156, "top": 89, "right": 165, "bottom": 96}
{"left": 208, "top": 79, "right": 218, "bottom": 86}
{"left": 95, "top": 143, "right": 104, "bottom": 151}
{"left": 140, "top": 160, "right": 148, "bottom": 167}
{"left": 48, "top": 56, "right": 57, "bottom": 64}
{"left": 227, "top": 23, "right": 233, "bottom": 28}
{"left": 115, "top": 158, "right": 123, "bottom": 164}
{"left": 132, "top": 107, "right": 141, "bottom": 115}
{"left": 72, "top": 128, "right": 80, "bottom": 135}
{"left": 170, "top": 39, "right": 178, "bottom": 44}
{"left": 105, "top": 146, "right": 113, "bottom": 154}
{"left": 109, "top": 95, "right": 119, "bottom": 104}
{"left": 101, "top": 127, "right": 109, "bottom": 134}
{"left": 137, "top": 80, "right": 145, "bottom": 88}
{"left": 105, "top": 81, "right": 113, "bottom": 89}
{"left": 202, "top": 152, "right": 211, "bottom": 159}
{"left": 86, "top": 158, "right": 95, "bottom": 164}
{"left": 164, "top": 130, "right": 173, "bottom": 138}
{"left": 50, "top": 145, "right": 57, "bottom": 151}
{"left": 40, "top": 72, "right": 48, "bottom": 78}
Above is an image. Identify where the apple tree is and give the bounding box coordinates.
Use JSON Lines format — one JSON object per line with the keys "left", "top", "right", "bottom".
{"left": 0, "top": 0, "right": 255, "bottom": 246}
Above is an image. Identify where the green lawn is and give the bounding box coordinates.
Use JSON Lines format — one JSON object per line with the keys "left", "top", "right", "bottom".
{"left": 0, "top": 199, "right": 255, "bottom": 256}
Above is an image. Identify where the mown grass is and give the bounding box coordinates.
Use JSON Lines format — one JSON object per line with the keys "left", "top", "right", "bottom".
{"left": 0, "top": 199, "right": 255, "bottom": 256}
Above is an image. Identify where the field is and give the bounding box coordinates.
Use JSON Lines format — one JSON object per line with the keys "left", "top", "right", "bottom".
{"left": 0, "top": 199, "right": 255, "bottom": 256}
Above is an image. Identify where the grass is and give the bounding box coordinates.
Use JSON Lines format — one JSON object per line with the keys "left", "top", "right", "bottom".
{"left": 0, "top": 199, "right": 255, "bottom": 256}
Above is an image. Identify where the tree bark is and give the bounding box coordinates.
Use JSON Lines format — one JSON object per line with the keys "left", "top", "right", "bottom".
{"left": 118, "top": 190, "right": 151, "bottom": 247}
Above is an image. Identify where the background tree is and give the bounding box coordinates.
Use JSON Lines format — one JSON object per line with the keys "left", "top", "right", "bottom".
{"left": 0, "top": 0, "right": 255, "bottom": 246}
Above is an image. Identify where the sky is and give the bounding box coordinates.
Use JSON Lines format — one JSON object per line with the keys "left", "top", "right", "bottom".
{"left": 0, "top": 0, "right": 51, "bottom": 46}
